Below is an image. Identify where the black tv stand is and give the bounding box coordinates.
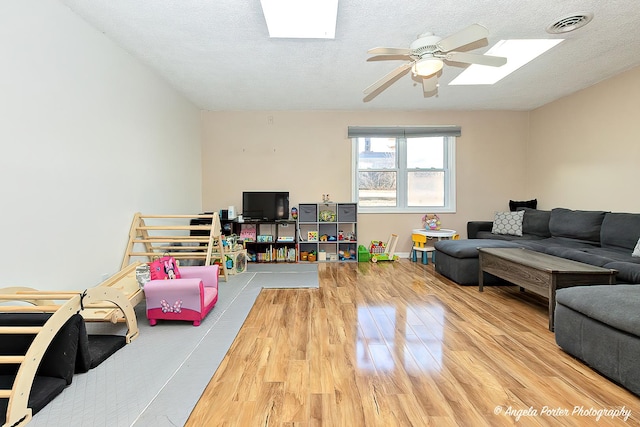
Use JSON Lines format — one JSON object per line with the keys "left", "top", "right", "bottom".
{"left": 242, "top": 218, "right": 266, "bottom": 223}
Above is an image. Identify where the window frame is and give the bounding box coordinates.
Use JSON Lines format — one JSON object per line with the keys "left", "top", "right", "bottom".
{"left": 349, "top": 126, "right": 458, "bottom": 214}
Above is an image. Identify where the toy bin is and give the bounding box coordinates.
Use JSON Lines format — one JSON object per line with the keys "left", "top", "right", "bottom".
{"left": 358, "top": 245, "right": 370, "bottom": 262}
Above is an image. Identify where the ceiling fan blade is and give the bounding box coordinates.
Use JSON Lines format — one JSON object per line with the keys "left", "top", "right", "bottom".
{"left": 368, "top": 47, "right": 412, "bottom": 55}
{"left": 445, "top": 51, "right": 507, "bottom": 67}
{"left": 422, "top": 76, "right": 438, "bottom": 94}
{"left": 436, "top": 23, "right": 489, "bottom": 52}
{"left": 363, "top": 62, "right": 413, "bottom": 95}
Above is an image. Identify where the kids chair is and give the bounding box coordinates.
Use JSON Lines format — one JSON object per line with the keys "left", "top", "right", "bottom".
{"left": 144, "top": 265, "right": 219, "bottom": 326}
{"left": 411, "top": 233, "right": 435, "bottom": 265}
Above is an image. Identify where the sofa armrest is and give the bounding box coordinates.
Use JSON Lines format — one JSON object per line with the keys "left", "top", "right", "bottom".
{"left": 467, "top": 221, "right": 493, "bottom": 239}
{"left": 144, "top": 278, "right": 205, "bottom": 312}
{"left": 179, "top": 265, "right": 219, "bottom": 288}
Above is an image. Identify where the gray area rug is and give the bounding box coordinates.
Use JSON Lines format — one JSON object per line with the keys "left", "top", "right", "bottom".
{"left": 247, "top": 262, "right": 318, "bottom": 273}
{"left": 29, "top": 263, "right": 319, "bottom": 427}
{"left": 247, "top": 262, "right": 319, "bottom": 288}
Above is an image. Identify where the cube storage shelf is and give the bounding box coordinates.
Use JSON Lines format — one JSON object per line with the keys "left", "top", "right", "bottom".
{"left": 223, "top": 219, "right": 298, "bottom": 263}
{"left": 297, "top": 203, "right": 358, "bottom": 262}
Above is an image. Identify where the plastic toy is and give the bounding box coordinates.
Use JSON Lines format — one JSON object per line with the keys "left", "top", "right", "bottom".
{"left": 422, "top": 214, "right": 441, "bottom": 230}
{"left": 369, "top": 234, "right": 399, "bottom": 262}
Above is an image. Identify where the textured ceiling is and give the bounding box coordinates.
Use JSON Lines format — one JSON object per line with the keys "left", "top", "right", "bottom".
{"left": 59, "top": 0, "right": 640, "bottom": 111}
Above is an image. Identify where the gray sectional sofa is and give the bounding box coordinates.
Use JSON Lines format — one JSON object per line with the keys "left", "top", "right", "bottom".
{"left": 436, "top": 208, "right": 640, "bottom": 285}
{"left": 434, "top": 207, "right": 640, "bottom": 396}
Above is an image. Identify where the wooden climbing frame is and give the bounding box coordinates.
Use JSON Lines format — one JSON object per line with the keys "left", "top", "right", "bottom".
{"left": 0, "top": 287, "right": 137, "bottom": 427}
{"left": 121, "top": 212, "right": 228, "bottom": 281}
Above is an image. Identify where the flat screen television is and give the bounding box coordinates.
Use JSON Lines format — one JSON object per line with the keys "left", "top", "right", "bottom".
{"left": 242, "top": 191, "right": 289, "bottom": 221}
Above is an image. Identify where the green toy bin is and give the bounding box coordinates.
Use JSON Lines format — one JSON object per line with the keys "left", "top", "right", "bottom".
{"left": 358, "top": 245, "right": 370, "bottom": 262}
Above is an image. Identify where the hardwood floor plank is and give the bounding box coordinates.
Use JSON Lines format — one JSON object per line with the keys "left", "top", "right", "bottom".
{"left": 186, "top": 260, "right": 639, "bottom": 426}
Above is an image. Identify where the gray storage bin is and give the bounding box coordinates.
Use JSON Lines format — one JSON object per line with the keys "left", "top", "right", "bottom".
{"left": 338, "top": 204, "right": 357, "bottom": 222}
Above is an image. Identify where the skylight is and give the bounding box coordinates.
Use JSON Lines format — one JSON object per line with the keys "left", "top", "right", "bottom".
{"left": 449, "top": 39, "right": 563, "bottom": 85}
{"left": 260, "top": 0, "right": 338, "bottom": 39}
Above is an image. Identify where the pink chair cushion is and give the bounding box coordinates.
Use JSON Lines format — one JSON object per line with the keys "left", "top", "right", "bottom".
{"left": 202, "top": 287, "right": 218, "bottom": 308}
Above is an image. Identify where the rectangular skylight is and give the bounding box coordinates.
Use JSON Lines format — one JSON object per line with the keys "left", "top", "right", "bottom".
{"left": 260, "top": 0, "right": 338, "bottom": 39}
{"left": 449, "top": 39, "right": 563, "bottom": 85}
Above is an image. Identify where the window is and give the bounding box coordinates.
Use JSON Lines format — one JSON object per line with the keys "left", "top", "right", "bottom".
{"left": 349, "top": 126, "right": 459, "bottom": 213}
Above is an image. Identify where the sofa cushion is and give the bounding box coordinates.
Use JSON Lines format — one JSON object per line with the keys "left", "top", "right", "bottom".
{"left": 582, "top": 247, "right": 639, "bottom": 264}
{"left": 600, "top": 212, "right": 640, "bottom": 251}
{"left": 434, "top": 239, "right": 521, "bottom": 258}
{"left": 203, "top": 287, "right": 218, "bottom": 307}
{"left": 475, "top": 231, "right": 544, "bottom": 241}
{"left": 509, "top": 199, "right": 537, "bottom": 211}
{"left": 549, "top": 208, "right": 607, "bottom": 243}
{"left": 518, "top": 208, "right": 551, "bottom": 237}
{"left": 521, "top": 236, "right": 598, "bottom": 251}
{"left": 556, "top": 285, "right": 640, "bottom": 337}
{"left": 603, "top": 262, "right": 640, "bottom": 284}
{"left": 542, "top": 248, "right": 613, "bottom": 267}
{"left": 491, "top": 210, "right": 524, "bottom": 236}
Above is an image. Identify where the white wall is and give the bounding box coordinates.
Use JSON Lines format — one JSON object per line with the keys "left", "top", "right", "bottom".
{"left": 0, "top": 1, "right": 202, "bottom": 290}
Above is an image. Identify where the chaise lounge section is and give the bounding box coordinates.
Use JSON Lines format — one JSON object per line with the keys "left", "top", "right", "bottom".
{"left": 435, "top": 208, "right": 640, "bottom": 285}
{"left": 555, "top": 285, "right": 640, "bottom": 396}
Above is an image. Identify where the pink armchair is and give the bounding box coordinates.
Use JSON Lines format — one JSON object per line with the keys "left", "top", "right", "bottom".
{"left": 144, "top": 265, "right": 219, "bottom": 326}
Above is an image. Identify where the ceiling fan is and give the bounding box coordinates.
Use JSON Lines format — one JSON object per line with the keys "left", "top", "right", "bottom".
{"left": 364, "top": 24, "right": 507, "bottom": 97}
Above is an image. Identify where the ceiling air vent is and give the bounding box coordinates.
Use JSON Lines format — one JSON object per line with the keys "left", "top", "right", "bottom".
{"left": 546, "top": 12, "right": 594, "bottom": 34}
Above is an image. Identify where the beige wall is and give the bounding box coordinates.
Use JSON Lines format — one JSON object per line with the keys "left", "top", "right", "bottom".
{"left": 528, "top": 66, "right": 640, "bottom": 212}
{"left": 202, "top": 110, "right": 529, "bottom": 252}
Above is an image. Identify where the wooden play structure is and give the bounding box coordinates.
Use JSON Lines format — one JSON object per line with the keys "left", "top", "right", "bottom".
{"left": 82, "top": 261, "right": 144, "bottom": 323}
{"left": 121, "top": 212, "right": 228, "bottom": 282}
{"left": 1, "top": 211, "right": 230, "bottom": 426}
{"left": 0, "top": 286, "right": 138, "bottom": 427}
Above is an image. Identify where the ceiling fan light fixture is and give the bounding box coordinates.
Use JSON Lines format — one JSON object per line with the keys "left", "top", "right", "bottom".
{"left": 412, "top": 58, "right": 443, "bottom": 76}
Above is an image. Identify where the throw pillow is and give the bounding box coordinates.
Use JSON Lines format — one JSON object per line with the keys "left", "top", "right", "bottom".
{"left": 492, "top": 210, "right": 525, "bottom": 236}
{"left": 633, "top": 237, "right": 640, "bottom": 257}
{"left": 509, "top": 199, "right": 537, "bottom": 212}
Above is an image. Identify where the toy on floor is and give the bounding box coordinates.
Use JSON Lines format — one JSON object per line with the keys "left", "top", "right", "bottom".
{"left": 369, "top": 234, "right": 399, "bottom": 262}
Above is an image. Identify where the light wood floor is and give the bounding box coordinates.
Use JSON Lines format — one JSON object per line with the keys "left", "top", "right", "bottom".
{"left": 186, "top": 260, "right": 639, "bottom": 426}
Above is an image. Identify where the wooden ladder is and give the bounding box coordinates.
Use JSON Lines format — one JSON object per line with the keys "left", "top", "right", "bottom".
{"left": 0, "top": 287, "right": 138, "bottom": 427}
{"left": 121, "top": 212, "right": 228, "bottom": 282}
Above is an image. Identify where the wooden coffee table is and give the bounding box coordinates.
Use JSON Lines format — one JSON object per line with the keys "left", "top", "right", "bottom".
{"left": 478, "top": 247, "right": 617, "bottom": 331}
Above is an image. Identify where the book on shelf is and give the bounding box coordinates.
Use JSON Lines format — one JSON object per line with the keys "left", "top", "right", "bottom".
{"left": 240, "top": 224, "right": 257, "bottom": 241}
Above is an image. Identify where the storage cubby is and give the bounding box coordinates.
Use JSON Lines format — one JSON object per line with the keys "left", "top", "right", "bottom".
{"left": 296, "top": 202, "right": 357, "bottom": 262}
{"left": 224, "top": 219, "right": 297, "bottom": 263}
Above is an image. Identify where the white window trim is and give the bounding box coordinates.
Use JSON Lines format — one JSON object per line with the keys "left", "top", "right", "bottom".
{"left": 351, "top": 135, "right": 456, "bottom": 214}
